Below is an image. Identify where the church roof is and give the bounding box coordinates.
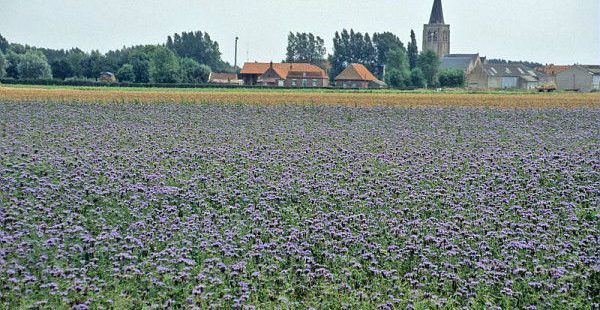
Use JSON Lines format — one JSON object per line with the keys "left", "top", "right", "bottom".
{"left": 429, "top": 0, "right": 445, "bottom": 24}
{"left": 440, "top": 54, "right": 479, "bottom": 71}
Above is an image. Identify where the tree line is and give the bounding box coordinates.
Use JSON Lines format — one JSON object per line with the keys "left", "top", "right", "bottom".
{"left": 0, "top": 31, "right": 543, "bottom": 88}
{"left": 285, "top": 29, "right": 463, "bottom": 88}
{"left": 0, "top": 32, "right": 233, "bottom": 84}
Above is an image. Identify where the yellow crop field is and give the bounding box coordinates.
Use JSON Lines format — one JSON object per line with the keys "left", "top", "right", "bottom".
{"left": 1, "top": 85, "right": 600, "bottom": 108}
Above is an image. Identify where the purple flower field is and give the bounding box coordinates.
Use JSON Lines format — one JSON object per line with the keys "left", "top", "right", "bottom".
{"left": 0, "top": 102, "right": 599, "bottom": 309}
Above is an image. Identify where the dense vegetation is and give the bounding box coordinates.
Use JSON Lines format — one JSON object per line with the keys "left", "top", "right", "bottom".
{"left": 0, "top": 31, "right": 546, "bottom": 89}
{"left": 0, "top": 101, "right": 598, "bottom": 309}
{"left": 0, "top": 32, "right": 231, "bottom": 84}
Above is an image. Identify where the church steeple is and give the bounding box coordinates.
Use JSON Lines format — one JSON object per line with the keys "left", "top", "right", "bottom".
{"left": 429, "top": 0, "right": 445, "bottom": 24}
{"left": 423, "top": 0, "right": 450, "bottom": 57}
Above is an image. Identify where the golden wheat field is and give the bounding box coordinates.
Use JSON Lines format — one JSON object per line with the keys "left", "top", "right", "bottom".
{"left": 1, "top": 85, "right": 600, "bottom": 108}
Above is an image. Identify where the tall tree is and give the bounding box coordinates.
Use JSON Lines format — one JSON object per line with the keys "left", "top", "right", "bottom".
{"left": 50, "top": 59, "right": 73, "bottom": 80}
{"left": 417, "top": 50, "right": 440, "bottom": 88}
{"left": 384, "top": 48, "right": 411, "bottom": 87}
{"left": 372, "top": 32, "right": 405, "bottom": 76}
{"left": 5, "top": 51, "right": 21, "bottom": 79}
{"left": 17, "top": 50, "right": 52, "bottom": 79}
{"left": 0, "top": 51, "right": 6, "bottom": 78}
{"left": 148, "top": 46, "right": 181, "bottom": 83}
{"left": 80, "top": 50, "right": 108, "bottom": 79}
{"left": 0, "top": 34, "right": 9, "bottom": 54}
{"left": 407, "top": 30, "right": 419, "bottom": 70}
{"left": 286, "top": 32, "right": 327, "bottom": 66}
{"left": 129, "top": 47, "right": 152, "bottom": 83}
{"left": 166, "top": 31, "right": 223, "bottom": 70}
{"left": 331, "top": 29, "right": 378, "bottom": 79}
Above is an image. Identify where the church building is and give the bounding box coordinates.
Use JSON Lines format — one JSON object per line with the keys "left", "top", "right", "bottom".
{"left": 423, "top": 0, "right": 450, "bottom": 57}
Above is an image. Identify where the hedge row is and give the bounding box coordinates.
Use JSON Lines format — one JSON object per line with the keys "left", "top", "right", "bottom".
{"left": 0, "top": 78, "right": 261, "bottom": 89}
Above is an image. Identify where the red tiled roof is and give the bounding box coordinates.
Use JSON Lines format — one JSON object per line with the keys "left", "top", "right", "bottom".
{"left": 535, "top": 65, "right": 572, "bottom": 76}
{"left": 335, "top": 64, "right": 378, "bottom": 81}
{"left": 240, "top": 62, "right": 327, "bottom": 79}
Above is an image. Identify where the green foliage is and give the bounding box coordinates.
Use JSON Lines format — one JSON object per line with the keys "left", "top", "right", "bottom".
{"left": 180, "top": 58, "right": 211, "bottom": 83}
{"left": 384, "top": 48, "right": 410, "bottom": 88}
{"left": 66, "top": 50, "right": 87, "bottom": 78}
{"left": 438, "top": 69, "right": 465, "bottom": 88}
{"left": 166, "top": 31, "right": 223, "bottom": 70}
{"left": 50, "top": 59, "right": 74, "bottom": 80}
{"left": 385, "top": 69, "right": 410, "bottom": 88}
{"left": 129, "top": 48, "right": 151, "bottom": 83}
{"left": 286, "top": 32, "right": 327, "bottom": 66}
{"left": 417, "top": 50, "right": 440, "bottom": 88}
{"left": 5, "top": 51, "right": 21, "bottom": 79}
{"left": 372, "top": 32, "right": 405, "bottom": 71}
{"left": 410, "top": 68, "right": 427, "bottom": 88}
{"left": 148, "top": 46, "right": 181, "bottom": 83}
{"left": 17, "top": 50, "right": 52, "bottom": 79}
{"left": 331, "top": 29, "right": 378, "bottom": 80}
{"left": 0, "top": 34, "right": 9, "bottom": 54}
{"left": 80, "top": 50, "right": 109, "bottom": 79}
{"left": 0, "top": 51, "right": 6, "bottom": 78}
{"left": 407, "top": 30, "right": 419, "bottom": 70}
{"left": 117, "top": 64, "right": 135, "bottom": 82}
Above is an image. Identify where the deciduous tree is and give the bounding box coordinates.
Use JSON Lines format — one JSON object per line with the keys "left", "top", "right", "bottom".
{"left": 17, "top": 50, "right": 52, "bottom": 79}
{"left": 286, "top": 32, "right": 326, "bottom": 66}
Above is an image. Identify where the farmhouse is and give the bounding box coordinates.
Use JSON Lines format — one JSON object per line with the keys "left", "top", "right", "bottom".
{"left": 440, "top": 54, "right": 487, "bottom": 89}
{"left": 484, "top": 63, "right": 545, "bottom": 90}
{"left": 556, "top": 66, "right": 600, "bottom": 92}
{"left": 335, "top": 64, "right": 386, "bottom": 89}
{"left": 239, "top": 62, "right": 329, "bottom": 87}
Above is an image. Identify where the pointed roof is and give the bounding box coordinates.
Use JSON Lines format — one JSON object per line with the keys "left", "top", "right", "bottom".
{"left": 429, "top": 0, "right": 445, "bottom": 24}
{"left": 240, "top": 62, "right": 327, "bottom": 79}
{"left": 335, "top": 64, "right": 378, "bottom": 81}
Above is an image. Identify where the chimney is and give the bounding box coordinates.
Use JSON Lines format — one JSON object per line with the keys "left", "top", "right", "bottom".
{"left": 270, "top": 61, "right": 273, "bottom": 69}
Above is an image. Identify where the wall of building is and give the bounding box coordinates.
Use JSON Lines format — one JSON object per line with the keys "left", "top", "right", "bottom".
{"left": 284, "top": 78, "right": 328, "bottom": 88}
{"left": 422, "top": 24, "right": 450, "bottom": 57}
{"left": 338, "top": 81, "right": 369, "bottom": 89}
{"left": 466, "top": 62, "right": 488, "bottom": 89}
{"left": 556, "top": 68, "right": 593, "bottom": 92}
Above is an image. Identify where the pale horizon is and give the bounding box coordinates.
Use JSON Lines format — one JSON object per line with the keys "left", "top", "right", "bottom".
{"left": 1, "top": 0, "right": 598, "bottom": 66}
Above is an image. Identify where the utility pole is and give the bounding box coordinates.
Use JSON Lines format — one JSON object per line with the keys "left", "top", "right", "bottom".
{"left": 234, "top": 37, "right": 239, "bottom": 71}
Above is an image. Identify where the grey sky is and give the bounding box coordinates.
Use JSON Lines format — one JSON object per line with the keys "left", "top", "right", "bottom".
{"left": 1, "top": 0, "right": 598, "bottom": 65}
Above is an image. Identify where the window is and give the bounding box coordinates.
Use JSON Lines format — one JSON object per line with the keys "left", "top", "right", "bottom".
{"left": 352, "top": 83, "right": 357, "bottom": 88}
{"left": 312, "top": 79, "right": 318, "bottom": 87}
{"left": 302, "top": 79, "right": 308, "bottom": 87}
{"left": 291, "top": 80, "right": 297, "bottom": 87}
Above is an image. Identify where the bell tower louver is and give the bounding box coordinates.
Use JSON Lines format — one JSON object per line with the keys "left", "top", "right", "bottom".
{"left": 423, "top": 0, "right": 450, "bottom": 57}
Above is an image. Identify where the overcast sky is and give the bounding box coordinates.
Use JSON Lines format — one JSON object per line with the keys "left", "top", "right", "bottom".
{"left": 1, "top": 0, "right": 598, "bottom": 65}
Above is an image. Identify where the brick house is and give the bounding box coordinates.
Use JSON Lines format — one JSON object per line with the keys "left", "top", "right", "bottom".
{"left": 334, "top": 64, "right": 386, "bottom": 89}
{"left": 239, "top": 62, "right": 329, "bottom": 87}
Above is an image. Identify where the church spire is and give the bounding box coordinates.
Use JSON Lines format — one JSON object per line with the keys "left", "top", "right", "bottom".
{"left": 429, "top": 0, "right": 445, "bottom": 24}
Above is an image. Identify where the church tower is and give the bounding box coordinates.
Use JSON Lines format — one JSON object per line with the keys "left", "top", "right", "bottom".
{"left": 423, "top": 0, "right": 450, "bottom": 57}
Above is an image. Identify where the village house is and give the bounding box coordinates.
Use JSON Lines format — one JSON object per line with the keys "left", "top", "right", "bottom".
{"left": 556, "top": 65, "right": 600, "bottom": 92}
{"left": 335, "top": 64, "right": 386, "bottom": 89}
{"left": 484, "top": 63, "right": 545, "bottom": 90}
{"left": 239, "top": 62, "right": 329, "bottom": 87}
{"left": 439, "top": 54, "right": 487, "bottom": 89}
{"left": 208, "top": 73, "right": 243, "bottom": 85}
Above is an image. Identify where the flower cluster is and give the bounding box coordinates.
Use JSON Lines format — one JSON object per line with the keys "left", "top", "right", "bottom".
{"left": 0, "top": 102, "right": 598, "bottom": 309}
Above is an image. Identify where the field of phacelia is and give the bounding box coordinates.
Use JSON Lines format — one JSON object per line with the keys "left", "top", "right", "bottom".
{"left": 0, "top": 100, "right": 599, "bottom": 309}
